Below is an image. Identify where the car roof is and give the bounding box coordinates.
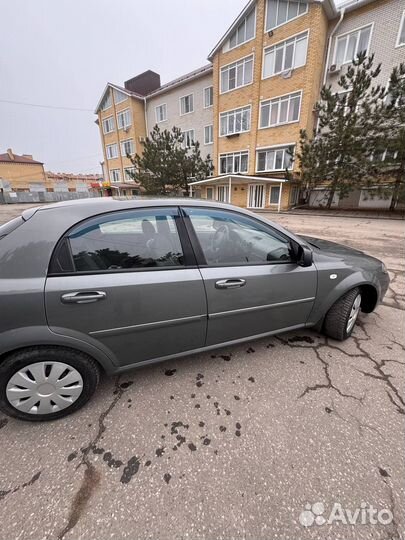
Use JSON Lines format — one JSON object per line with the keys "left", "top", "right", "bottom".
{"left": 22, "top": 197, "right": 237, "bottom": 220}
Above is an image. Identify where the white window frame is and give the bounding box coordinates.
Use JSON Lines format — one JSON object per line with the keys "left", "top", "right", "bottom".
{"left": 124, "top": 167, "right": 136, "bottom": 181}
{"left": 269, "top": 185, "right": 282, "bottom": 206}
{"left": 204, "top": 86, "right": 214, "bottom": 108}
{"left": 179, "top": 94, "right": 194, "bottom": 116}
{"left": 220, "top": 54, "right": 254, "bottom": 94}
{"left": 204, "top": 125, "right": 214, "bottom": 145}
{"left": 116, "top": 108, "right": 132, "bottom": 130}
{"left": 102, "top": 116, "right": 115, "bottom": 134}
{"left": 226, "top": 7, "right": 256, "bottom": 51}
{"left": 265, "top": 0, "right": 308, "bottom": 32}
{"left": 219, "top": 105, "right": 251, "bottom": 137}
{"left": 259, "top": 90, "right": 302, "bottom": 129}
{"left": 182, "top": 129, "right": 195, "bottom": 149}
{"left": 218, "top": 150, "right": 249, "bottom": 175}
{"left": 256, "top": 144, "right": 295, "bottom": 173}
{"left": 113, "top": 89, "right": 128, "bottom": 104}
{"left": 155, "top": 103, "right": 167, "bottom": 123}
{"left": 262, "top": 30, "right": 309, "bottom": 79}
{"left": 216, "top": 185, "right": 231, "bottom": 203}
{"left": 106, "top": 143, "right": 118, "bottom": 160}
{"left": 333, "top": 23, "right": 374, "bottom": 66}
{"left": 247, "top": 183, "right": 266, "bottom": 209}
{"left": 396, "top": 10, "right": 405, "bottom": 48}
{"left": 110, "top": 169, "right": 121, "bottom": 183}
{"left": 121, "top": 138, "right": 135, "bottom": 157}
{"left": 100, "top": 91, "right": 112, "bottom": 111}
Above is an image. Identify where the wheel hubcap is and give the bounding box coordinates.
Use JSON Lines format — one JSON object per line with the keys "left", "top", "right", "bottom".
{"left": 6, "top": 361, "right": 83, "bottom": 415}
{"left": 347, "top": 294, "right": 362, "bottom": 333}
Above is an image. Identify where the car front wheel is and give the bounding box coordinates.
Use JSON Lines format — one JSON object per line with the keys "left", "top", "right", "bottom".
{"left": 323, "top": 287, "right": 362, "bottom": 341}
{"left": 0, "top": 347, "right": 100, "bottom": 421}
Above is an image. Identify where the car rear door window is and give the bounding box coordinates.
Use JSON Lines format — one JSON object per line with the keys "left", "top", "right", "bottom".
{"left": 56, "top": 208, "right": 185, "bottom": 273}
{"left": 185, "top": 207, "right": 292, "bottom": 265}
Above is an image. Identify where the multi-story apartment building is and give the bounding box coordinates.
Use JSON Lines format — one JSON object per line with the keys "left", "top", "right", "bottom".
{"left": 95, "top": 66, "right": 214, "bottom": 190}
{"left": 191, "top": 0, "right": 335, "bottom": 210}
{"left": 96, "top": 0, "right": 405, "bottom": 210}
{"left": 315, "top": 0, "right": 405, "bottom": 209}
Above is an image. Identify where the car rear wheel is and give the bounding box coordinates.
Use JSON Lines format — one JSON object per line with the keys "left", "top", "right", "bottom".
{"left": 0, "top": 347, "right": 100, "bottom": 421}
{"left": 323, "top": 288, "right": 362, "bottom": 341}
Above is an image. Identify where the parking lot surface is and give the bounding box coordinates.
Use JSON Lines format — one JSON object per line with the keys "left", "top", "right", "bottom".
{"left": 0, "top": 204, "right": 404, "bottom": 540}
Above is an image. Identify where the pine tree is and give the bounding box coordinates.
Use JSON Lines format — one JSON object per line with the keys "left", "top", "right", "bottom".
{"left": 296, "top": 53, "right": 386, "bottom": 209}
{"left": 127, "top": 126, "right": 212, "bottom": 195}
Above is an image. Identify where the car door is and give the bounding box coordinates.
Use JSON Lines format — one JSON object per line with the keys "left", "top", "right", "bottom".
{"left": 182, "top": 206, "right": 317, "bottom": 346}
{"left": 45, "top": 206, "right": 207, "bottom": 367}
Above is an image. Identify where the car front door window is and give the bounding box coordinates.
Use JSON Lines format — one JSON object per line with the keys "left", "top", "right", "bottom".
{"left": 185, "top": 207, "right": 293, "bottom": 265}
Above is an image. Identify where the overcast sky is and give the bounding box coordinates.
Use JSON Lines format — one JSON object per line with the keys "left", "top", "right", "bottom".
{"left": 0, "top": 0, "right": 343, "bottom": 174}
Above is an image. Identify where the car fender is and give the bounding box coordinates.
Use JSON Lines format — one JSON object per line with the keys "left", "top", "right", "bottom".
{"left": 307, "top": 271, "right": 381, "bottom": 328}
{"left": 0, "top": 326, "right": 117, "bottom": 374}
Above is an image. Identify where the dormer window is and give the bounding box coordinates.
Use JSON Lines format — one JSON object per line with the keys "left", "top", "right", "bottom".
{"left": 226, "top": 8, "right": 256, "bottom": 51}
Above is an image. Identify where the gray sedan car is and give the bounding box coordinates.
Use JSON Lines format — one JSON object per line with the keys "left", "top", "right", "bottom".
{"left": 0, "top": 199, "right": 389, "bottom": 421}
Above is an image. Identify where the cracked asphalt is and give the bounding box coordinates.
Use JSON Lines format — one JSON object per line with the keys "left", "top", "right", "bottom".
{"left": 0, "top": 206, "right": 404, "bottom": 540}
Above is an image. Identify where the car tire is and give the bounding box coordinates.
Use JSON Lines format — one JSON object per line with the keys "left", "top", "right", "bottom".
{"left": 0, "top": 347, "right": 100, "bottom": 422}
{"left": 323, "top": 287, "right": 362, "bottom": 341}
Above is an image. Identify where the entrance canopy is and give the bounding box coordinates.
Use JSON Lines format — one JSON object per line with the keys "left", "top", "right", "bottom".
{"left": 188, "top": 174, "right": 286, "bottom": 211}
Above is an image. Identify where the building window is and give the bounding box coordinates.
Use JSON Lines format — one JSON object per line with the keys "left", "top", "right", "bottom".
{"left": 100, "top": 91, "right": 112, "bottom": 111}
{"left": 206, "top": 187, "right": 214, "bottom": 200}
{"left": 117, "top": 109, "right": 132, "bottom": 129}
{"left": 260, "top": 91, "right": 301, "bottom": 128}
{"left": 106, "top": 143, "right": 118, "bottom": 159}
{"left": 257, "top": 146, "right": 294, "bottom": 172}
{"left": 334, "top": 25, "right": 372, "bottom": 66}
{"left": 204, "top": 86, "right": 214, "bottom": 108}
{"left": 219, "top": 151, "right": 249, "bottom": 174}
{"left": 180, "top": 94, "right": 194, "bottom": 115}
{"left": 156, "top": 104, "right": 167, "bottom": 123}
{"left": 269, "top": 185, "right": 281, "bottom": 205}
{"left": 396, "top": 10, "right": 405, "bottom": 47}
{"left": 266, "top": 0, "right": 308, "bottom": 31}
{"left": 217, "top": 185, "right": 230, "bottom": 203}
{"left": 124, "top": 167, "right": 136, "bottom": 181}
{"left": 263, "top": 31, "right": 308, "bottom": 78}
{"left": 220, "top": 106, "right": 251, "bottom": 136}
{"left": 221, "top": 55, "right": 254, "bottom": 93}
{"left": 110, "top": 169, "right": 121, "bottom": 183}
{"left": 204, "top": 125, "right": 214, "bottom": 145}
{"left": 226, "top": 8, "right": 256, "bottom": 50}
{"left": 102, "top": 116, "right": 115, "bottom": 134}
{"left": 113, "top": 89, "right": 128, "bottom": 104}
{"left": 182, "top": 129, "right": 195, "bottom": 148}
{"left": 121, "top": 139, "right": 135, "bottom": 157}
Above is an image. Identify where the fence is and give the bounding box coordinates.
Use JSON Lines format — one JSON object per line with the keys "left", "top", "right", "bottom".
{"left": 0, "top": 190, "right": 101, "bottom": 204}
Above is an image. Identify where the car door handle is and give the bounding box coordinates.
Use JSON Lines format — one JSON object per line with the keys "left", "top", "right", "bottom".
{"left": 215, "top": 279, "right": 246, "bottom": 290}
{"left": 61, "top": 291, "right": 107, "bottom": 304}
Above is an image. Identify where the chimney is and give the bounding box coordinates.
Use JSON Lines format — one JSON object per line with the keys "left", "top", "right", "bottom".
{"left": 7, "top": 148, "right": 14, "bottom": 160}
{"left": 22, "top": 154, "right": 33, "bottom": 159}
{"left": 124, "top": 70, "right": 161, "bottom": 96}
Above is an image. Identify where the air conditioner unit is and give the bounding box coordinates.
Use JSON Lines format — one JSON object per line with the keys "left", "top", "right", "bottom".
{"left": 268, "top": 30, "right": 274, "bottom": 37}
{"left": 123, "top": 126, "right": 130, "bottom": 133}
{"left": 329, "top": 64, "right": 341, "bottom": 74}
{"left": 139, "top": 136, "right": 146, "bottom": 143}
{"left": 281, "top": 69, "right": 293, "bottom": 79}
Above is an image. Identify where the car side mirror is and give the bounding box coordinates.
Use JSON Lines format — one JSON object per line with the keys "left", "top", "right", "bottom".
{"left": 297, "top": 245, "right": 313, "bottom": 267}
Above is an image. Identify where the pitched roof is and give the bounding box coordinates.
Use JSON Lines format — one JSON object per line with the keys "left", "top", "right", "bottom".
{"left": 94, "top": 82, "right": 144, "bottom": 113}
{"left": 0, "top": 152, "right": 43, "bottom": 165}
{"left": 207, "top": 0, "right": 338, "bottom": 60}
{"left": 146, "top": 64, "right": 213, "bottom": 99}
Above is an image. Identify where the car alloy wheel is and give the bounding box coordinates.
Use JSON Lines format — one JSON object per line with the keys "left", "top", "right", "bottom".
{"left": 346, "top": 293, "right": 362, "bottom": 333}
{"left": 6, "top": 361, "right": 83, "bottom": 415}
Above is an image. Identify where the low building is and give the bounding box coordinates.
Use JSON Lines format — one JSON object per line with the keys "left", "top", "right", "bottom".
{"left": 46, "top": 172, "right": 104, "bottom": 196}
{"left": 0, "top": 148, "right": 50, "bottom": 203}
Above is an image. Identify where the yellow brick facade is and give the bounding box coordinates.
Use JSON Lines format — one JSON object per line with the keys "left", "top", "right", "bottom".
{"left": 0, "top": 156, "right": 49, "bottom": 191}
{"left": 97, "top": 89, "right": 147, "bottom": 184}
{"left": 205, "top": 0, "right": 329, "bottom": 210}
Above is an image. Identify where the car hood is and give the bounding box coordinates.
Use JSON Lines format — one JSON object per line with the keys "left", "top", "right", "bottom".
{"left": 300, "top": 235, "right": 383, "bottom": 269}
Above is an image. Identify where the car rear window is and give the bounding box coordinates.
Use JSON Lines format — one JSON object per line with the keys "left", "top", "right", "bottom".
{"left": 0, "top": 216, "right": 24, "bottom": 240}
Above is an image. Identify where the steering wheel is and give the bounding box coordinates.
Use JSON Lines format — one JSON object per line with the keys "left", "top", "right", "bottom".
{"left": 212, "top": 224, "right": 230, "bottom": 255}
